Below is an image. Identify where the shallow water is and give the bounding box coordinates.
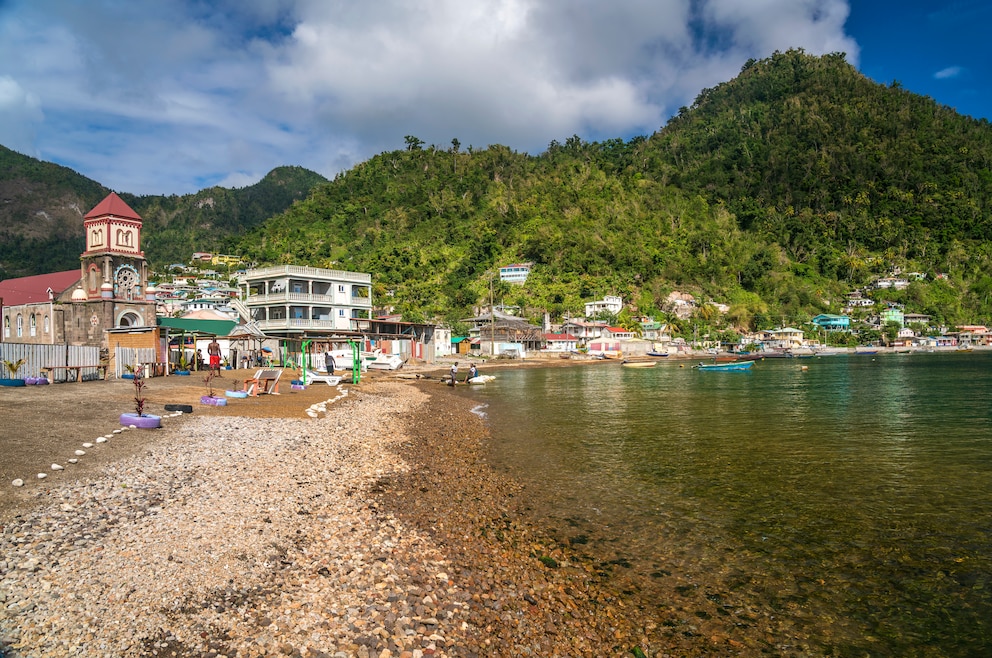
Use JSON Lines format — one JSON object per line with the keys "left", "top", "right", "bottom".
{"left": 472, "top": 354, "right": 992, "bottom": 655}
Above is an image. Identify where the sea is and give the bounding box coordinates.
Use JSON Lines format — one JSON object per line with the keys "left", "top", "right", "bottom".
{"left": 466, "top": 352, "right": 992, "bottom": 655}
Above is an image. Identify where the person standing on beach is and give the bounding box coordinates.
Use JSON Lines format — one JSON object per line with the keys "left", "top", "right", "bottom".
{"left": 449, "top": 361, "right": 458, "bottom": 386}
{"left": 207, "top": 338, "right": 222, "bottom": 374}
{"left": 324, "top": 351, "right": 336, "bottom": 375}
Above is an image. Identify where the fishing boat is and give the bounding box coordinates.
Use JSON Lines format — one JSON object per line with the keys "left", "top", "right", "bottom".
{"left": 694, "top": 360, "right": 753, "bottom": 371}
{"left": 622, "top": 360, "right": 656, "bottom": 368}
{"left": 646, "top": 350, "right": 669, "bottom": 357}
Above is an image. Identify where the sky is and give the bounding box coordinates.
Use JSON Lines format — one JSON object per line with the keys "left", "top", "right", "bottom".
{"left": 0, "top": 0, "right": 988, "bottom": 196}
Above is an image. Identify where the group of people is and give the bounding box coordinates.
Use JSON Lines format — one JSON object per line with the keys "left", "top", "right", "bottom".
{"left": 447, "top": 361, "right": 478, "bottom": 386}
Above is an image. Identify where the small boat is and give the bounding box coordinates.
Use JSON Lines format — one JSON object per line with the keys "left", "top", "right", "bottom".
{"left": 622, "top": 360, "right": 656, "bottom": 368}
{"left": 695, "top": 361, "right": 753, "bottom": 371}
{"left": 646, "top": 351, "right": 669, "bottom": 357}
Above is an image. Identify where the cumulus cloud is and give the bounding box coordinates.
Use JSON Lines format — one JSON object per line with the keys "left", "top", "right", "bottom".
{"left": 0, "top": 0, "right": 859, "bottom": 194}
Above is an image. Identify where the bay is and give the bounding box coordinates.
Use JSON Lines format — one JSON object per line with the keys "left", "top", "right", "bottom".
{"left": 470, "top": 353, "right": 992, "bottom": 655}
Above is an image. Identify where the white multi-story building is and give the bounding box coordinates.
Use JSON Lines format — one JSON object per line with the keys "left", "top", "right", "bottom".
{"left": 239, "top": 265, "right": 373, "bottom": 335}
{"left": 584, "top": 295, "right": 623, "bottom": 318}
{"left": 499, "top": 263, "right": 532, "bottom": 284}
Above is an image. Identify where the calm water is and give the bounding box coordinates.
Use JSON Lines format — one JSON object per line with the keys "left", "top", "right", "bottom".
{"left": 469, "top": 354, "right": 992, "bottom": 655}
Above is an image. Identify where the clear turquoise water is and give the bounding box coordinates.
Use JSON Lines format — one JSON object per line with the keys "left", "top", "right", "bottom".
{"left": 470, "top": 354, "right": 992, "bottom": 655}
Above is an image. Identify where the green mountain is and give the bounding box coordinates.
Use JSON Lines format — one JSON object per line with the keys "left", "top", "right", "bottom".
{"left": 0, "top": 144, "right": 327, "bottom": 278}
{"left": 238, "top": 50, "right": 992, "bottom": 331}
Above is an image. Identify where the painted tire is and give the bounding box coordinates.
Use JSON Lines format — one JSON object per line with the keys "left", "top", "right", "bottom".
{"left": 120, "top": 413, "right": 162, "bottom": 428}
{"left": 164, "top": 404, "right": 193, "bottom": 413}
{"left": 200, "top": 396, "right": 228, "bottom": 406}
{"left": 224, "top": 390, "right": 248, "bottom": 398}
{"left": 0, "top": 378, "right": 26, "bottom": 387}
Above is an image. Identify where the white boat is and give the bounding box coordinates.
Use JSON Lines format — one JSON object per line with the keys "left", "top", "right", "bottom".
{"left": 364, "top": 352, "right": 405, "bottom": 370}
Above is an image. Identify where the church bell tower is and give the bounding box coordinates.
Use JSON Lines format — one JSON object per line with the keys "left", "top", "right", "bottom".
{"left": 80, "top": 192, "right": 149, "bottom": 302}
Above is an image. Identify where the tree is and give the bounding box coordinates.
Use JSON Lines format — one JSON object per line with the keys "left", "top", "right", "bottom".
{"left": 404, "top": 135, "right": 424, "bottom": 151}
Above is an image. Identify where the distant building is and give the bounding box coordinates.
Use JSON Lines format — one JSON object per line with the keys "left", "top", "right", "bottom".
{"left": 811, "top": 314, "right": 851, "bottom": 331}
{"left": 499, "top": 263, "right": 532, "bottom": 284}
{"left": 543, "top": 333, "right": 578, "bottom": 352}
{"left": 584, "top": 295, "right": 623, "bottom": 318}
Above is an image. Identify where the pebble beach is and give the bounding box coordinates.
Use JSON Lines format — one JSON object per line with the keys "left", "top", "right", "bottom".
{"left": 0, "top": 373, "right": 706, "bottom": 658}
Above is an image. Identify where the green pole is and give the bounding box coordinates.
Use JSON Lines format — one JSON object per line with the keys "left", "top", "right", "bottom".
{"left": 301, "top": 339, "right": 313, "bottom": 385}
{"left": 348, "top": 339, "right": 361, "bottom": 384}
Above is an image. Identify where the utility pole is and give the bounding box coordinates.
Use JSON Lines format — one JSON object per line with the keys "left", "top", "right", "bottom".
{"left": 489, "top": 271, "right": 496, "bottom": 356}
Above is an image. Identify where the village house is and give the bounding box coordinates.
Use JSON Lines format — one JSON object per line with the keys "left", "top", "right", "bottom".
{"left": 543, "top": 333, "right": 578, "bottom": 352}
{"left": 498, "top": 262, "right": 532, "bottom": 285}
{"left": 561, "top": 319, "right": 608, "bottom": 346}
{"left": 584, "top": 295, "right": 623, "bottom": 318}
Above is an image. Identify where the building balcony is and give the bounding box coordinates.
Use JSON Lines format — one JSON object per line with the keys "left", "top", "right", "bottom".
{"left": 243, "top": 264, "right": 371, "bottom": 284}
{"left": 256, "top": 318, "right": 350, "bottom": 331}
{"left": 244, "top": 292, "right": 372, "bottom": 307}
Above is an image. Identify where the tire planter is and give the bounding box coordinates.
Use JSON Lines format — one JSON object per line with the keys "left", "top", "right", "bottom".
{"left": 24, "top": 377, "right": 40, "bottom": 385}
{"left": 224, "top": 390, "right": 248, "bottom": 398}
{"left": 164, "top": 404, "right": 193, "bottom": 413}
{"left": 0, "top": 378, "right": 26, "bottom": 387}
{"left": 201, "top": 395, "right": 227, "bottom": 406}
{"left": 120, "top": 413, "right": 162, "bottom": 428}
{"left": 173, "top": 370, "right": 191, "bottom": 376}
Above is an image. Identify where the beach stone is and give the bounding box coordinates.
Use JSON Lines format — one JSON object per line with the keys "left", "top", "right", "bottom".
{"left": 11, "top": 479, "right": 24, "bottom": 487}
{"left": 75, "top": 450, "right": 86, "bottom": 456}
{"left": 51, "top": 464, "right": 64, "bottom": 471}
{"left": 96, "top": 437, "right": 107, "bottom": 443}
{"left": 67, "top": 459, "right": 78, "bottom": 464}
{"left": 82, "top": 443, "right": 94, "bottom": 448}
{"left": 36, "top": 473, "right": 46, "bottom": 479}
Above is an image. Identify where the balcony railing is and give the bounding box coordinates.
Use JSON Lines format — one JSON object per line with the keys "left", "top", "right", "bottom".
{"left": 242, "top": 264, "right": 371, "bottom": 284}
{"left": 256, "top": 318, "right": 347, "bottom": 331}
{"left": 244, "top": 292, "right": 372, "bottom": 307}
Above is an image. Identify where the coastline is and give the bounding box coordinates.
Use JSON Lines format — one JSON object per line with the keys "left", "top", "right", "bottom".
{"left": 0, "top": 370, "right": 678, "bottom": 657}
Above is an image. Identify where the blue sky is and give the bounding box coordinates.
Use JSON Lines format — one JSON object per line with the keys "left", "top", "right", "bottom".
{"left": 0, "top": 1, "right": 988, "bottom": 196}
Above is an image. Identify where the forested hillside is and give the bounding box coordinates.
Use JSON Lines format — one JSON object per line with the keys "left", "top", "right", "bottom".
{"left": 239, "top": 50, "right": 992, "bottom": 332}
{"left": 0, "top": 145, "right": 326, "bottom": 278}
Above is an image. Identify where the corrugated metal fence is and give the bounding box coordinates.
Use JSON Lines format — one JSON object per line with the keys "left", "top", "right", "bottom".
{"left": 0, "top": 343, "right": 101, "bottom": 381}
{"left": 113, "top": 347, "right": 158, "bottom": 379}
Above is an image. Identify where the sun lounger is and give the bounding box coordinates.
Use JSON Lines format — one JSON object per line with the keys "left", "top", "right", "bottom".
{"left": 243, "top": 368, "right": 283, "bottom": 396}
{"left": 303, "top": 369, "right": 342, "bottom": 386}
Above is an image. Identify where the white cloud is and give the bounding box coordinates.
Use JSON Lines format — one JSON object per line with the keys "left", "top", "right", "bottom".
{"left": 934, "top": 66, "right": 962, "bottom": 80}
{"left": 0, "top": 0, "right": 860, "bottom": 194}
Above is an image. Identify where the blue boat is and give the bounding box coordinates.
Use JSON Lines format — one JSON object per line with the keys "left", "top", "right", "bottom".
{"left": 695, "top": 360, "right": 753, "bottom": 371}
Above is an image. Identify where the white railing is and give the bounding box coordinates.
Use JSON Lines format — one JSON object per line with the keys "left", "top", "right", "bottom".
{"left": 256, "top": 319, "right": 343, "bottom": 331}
{"left": 244, "top": 292, "right": 373, "bottom": 308}
{"left": 243, "top": 265, "right": 372, "bottom": 284}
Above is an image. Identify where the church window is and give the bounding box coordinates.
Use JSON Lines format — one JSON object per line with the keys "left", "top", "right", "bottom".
{"left": 16, "top": 314, "right": 23, "bottom": 337}
{"left": 44, "top": 315, "right": 50, "bottom": 334}
{"left": 30, "top": 314, "right": 36, "bottom": 337}
{"left": 3, "top": 315, "right": 9, "bottom": 338}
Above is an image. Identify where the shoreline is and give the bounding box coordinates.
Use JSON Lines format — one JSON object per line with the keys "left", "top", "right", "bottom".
{"left": 0, "top": 373, "right": 678, "bottom": 656}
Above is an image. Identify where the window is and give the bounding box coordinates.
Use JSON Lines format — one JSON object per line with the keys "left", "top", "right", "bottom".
{"left": 16, "top": 314, "right": 23, "bottom": 337}
{"left": 338, "top": 285, "right": 345, "bottom": 293}
{"left": 3, "top": 315, "right": 8, "bottom": 338}
{"left": 29, "top": 314, "right": 36, "bottom": 337}
{"left": 338, "top": 309, "right": 345, "bottom": 317}
{"left": 44, "top": 315, "right": 50, "bottom": 334}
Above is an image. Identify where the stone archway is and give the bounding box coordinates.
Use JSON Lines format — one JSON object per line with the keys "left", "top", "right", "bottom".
{"left": 117, "top": 311, "right": 144, "bottom": 328}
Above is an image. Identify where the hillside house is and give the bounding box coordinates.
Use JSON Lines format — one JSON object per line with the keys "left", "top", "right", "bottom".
{"left": 584, "top": 295, "right": 623, "bottom": 318}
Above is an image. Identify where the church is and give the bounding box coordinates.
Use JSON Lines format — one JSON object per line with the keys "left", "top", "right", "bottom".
{"left": 0, "top": 193, "right": 157, "bottom": 349}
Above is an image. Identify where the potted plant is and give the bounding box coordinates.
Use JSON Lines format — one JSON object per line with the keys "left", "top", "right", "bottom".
{"left": 120, "top": 365, "right": 162, "bottom": 428}
{"left": 1, "top": 358, "right": 27, "bottom": 387}
{"left": 174, "top": 352, "right": 191, "bottom": 376}
{"left": 200, "top": 370, "right": 227, "bottom": 406}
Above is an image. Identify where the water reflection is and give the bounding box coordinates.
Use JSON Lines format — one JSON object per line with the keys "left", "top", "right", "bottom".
{"left": 475, "top": 355, "right": 992, "bottom": 654}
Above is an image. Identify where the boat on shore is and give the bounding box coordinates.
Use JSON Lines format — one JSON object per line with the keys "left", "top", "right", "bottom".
{"left": 695, "top": 360, "right": 753, "bottom": 372}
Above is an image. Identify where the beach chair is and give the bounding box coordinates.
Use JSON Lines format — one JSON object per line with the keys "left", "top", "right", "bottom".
{"left": 302, "top": 369, "right": 342, "bottom": 386}
{"left": 243, "top": 368, "right": 283, "bottom": 396}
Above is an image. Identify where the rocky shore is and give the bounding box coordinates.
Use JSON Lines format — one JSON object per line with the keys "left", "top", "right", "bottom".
{"left": 0, "top": 373, "right": 725, "bottom": 657}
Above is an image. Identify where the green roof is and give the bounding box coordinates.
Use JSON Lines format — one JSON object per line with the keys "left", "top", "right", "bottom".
{"left": 157, "top": 317, "right": 239, "bottom": 336}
